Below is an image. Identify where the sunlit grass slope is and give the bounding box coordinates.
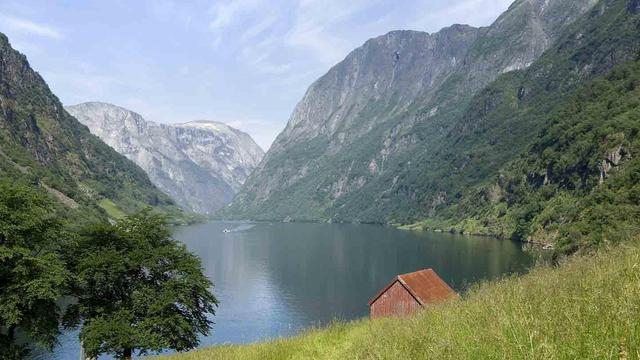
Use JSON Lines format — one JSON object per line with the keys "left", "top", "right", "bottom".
{"left": 159, "top": 242, "right": 640, "bottom": 360}
{"left": 98, "top": 198, "right": 127, "bottom": 220}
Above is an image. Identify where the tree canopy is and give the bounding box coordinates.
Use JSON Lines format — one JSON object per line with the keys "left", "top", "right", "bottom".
{"left": 0, "top": 181, "right": 69, "bottom": 359}
{"left": 63, "top": 209, "right": 218, "bottom": 359}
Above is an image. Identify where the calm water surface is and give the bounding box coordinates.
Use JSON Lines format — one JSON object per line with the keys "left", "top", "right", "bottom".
{"left": 32, "top": 221, "right": 532, "bottom": 359}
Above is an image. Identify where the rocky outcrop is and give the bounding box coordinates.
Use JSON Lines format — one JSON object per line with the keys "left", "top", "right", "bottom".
{"left": 66, "top": 102, "right": 264, "bottom": 214}
{"left": 599, "top": 145, "right": 631, "bottom": 183}
{"left": 458, "top": 0, "right": 599, "bottom": 88}
{"left": 223, "top": 0, "right": 598, "bottom": 222}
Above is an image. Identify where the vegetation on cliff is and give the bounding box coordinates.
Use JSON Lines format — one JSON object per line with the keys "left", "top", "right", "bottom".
{"left": 0, "top": 32, "right": 193, "bottom": 224}
{"left": 220, "top": 0, "right": 600, "bottom": 225}
{"left": 406, "top": 0, "right": 640, "bottom": 254}
{"left": 221, "top": 0, "right": 640, "bottom": 256}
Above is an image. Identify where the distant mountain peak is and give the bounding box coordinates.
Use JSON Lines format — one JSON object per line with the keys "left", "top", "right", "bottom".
{"left": 66, "top": 102, "right": 264, "bottom": 214}
{"left": 174, "top": 120, "right": 236, "bottom": 133}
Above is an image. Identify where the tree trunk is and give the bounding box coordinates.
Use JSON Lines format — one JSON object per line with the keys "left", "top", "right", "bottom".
{"left": 8, "top": 324, "right": 16, "bottom": 340}
{"left": 123, "top": 348, "right": 132, "bottom": 360}
{"left": 80, "top": 341, "right": 96, "bottom": 360}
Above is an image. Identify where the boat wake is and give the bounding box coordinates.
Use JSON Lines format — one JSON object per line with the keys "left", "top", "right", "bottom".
{"left": 222, "top": 224, "right": 255, "bottom": 233}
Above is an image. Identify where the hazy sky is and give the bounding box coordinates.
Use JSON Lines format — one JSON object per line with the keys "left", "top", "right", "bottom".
{"left": 0, "top": 0, "right": 513, "bottom": 150}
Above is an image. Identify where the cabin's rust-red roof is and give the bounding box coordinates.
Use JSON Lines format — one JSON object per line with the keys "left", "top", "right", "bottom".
{"left": 368, "top": 268, "right": 457, "bottom": 306}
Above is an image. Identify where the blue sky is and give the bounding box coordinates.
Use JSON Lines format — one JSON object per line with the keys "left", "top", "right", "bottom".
{"left": 0, "top": 0, "right": 513, "bottom": 150}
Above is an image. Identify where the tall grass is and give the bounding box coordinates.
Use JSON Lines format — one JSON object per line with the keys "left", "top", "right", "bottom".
{"left": 159, "top": 242, "right": 640, "bottom": 359}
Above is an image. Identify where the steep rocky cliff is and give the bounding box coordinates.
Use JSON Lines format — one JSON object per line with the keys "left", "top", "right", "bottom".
{"left": 66, "top": 102, "right": 264, "bottom": 214}
{"left": 222, "top": 0, "right": 598, "bottom": 222}
{"left": 0, "top": 33, "right": 186, "bottom": 223}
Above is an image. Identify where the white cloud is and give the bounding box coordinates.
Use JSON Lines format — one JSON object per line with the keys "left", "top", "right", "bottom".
{"left": 208, "top": 0, "right": 262, "bottom": 30}
{"left": 212, "top": 34, "right": 223, "bottom": 48}
{"left": 208, "top": 0, "right": 269, "bottom": 48}
{"left": 0, "top": 13, "right": 63, "bottom": 39}
{"left": 240, "top": 35, "right": 293, "bottom": 75}
{"left": 45, "top": 71, "right": 125, "bottom": 99}
{"left": 240, "top": 14, "right": 278, "bottom": 41}
{"left": 284, "top": 0, "right": 374, "bottom": 65}
{"left": 147, "top": 0, "right": 195, "bottom": 27}
{"left": 179, "top": 65, "right": 190, "bottom": 76}
{"left": 409, "top": 0, "right": 514, "bottom": 31}
{"left": 250, "top": 57, "right": 292, "bottom": 74}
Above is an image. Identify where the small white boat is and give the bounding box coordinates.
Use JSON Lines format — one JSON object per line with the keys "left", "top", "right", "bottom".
{"left": 222, "top": 228, "right": 231, "bottom": 233}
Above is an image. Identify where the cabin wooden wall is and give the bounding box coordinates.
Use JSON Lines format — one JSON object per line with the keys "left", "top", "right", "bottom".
{"left": 370, "top": 280, "right": 421, "bottom": 319}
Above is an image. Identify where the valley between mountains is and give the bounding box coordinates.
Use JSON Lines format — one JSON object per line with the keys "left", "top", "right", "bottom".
{"left": 3, "top": 0, "right": 639, "bottom": 254}
{"left": 2, "top": 0, "right": 640, "bottom": 359}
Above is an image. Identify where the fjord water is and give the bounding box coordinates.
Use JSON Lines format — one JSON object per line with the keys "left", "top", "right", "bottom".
{"left": 34, "top": 221, "right": 532, "bottom": 359}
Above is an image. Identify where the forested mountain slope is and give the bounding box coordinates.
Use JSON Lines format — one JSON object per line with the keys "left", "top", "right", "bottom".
{"left": 407, "top": 0, "right": 640, "bottom": 253}
{"left": 0, "top": 33, "right": 188, "bottom": 224}
{"left": 221, "top": 0, "right": 598, "bottom": 223}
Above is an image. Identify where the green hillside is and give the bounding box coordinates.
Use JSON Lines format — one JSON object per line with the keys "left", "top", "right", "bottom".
{"left": 220, "top": 0, "right": 601, "bottom": 224}
{"left": 222, "top": 0, "right": 640, "bottom": 254}
{"left": 0, "top": 33, "right": 193, "bottom": 224}
{"left": 159, "top": 240, "right": 640, "bottom": 360}
{"left": 222, "top": 0, "right": 640, "bottom": 255}
{"left": 340, "top": 0, "right": 639, "bottom": 224}
{"left": 403, "top": 0, "right": 640, "bottom": 254}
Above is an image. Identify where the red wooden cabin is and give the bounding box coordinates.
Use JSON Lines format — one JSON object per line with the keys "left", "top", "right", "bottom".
{"left": 368, "top": 269, "right": 457, "bottom": 319}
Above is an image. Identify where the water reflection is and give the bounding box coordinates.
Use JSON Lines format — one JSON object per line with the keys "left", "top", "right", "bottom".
{"left": 31, "top": 221, "right": 532, "bottom": 359}
{"left": 174, "top": 222, "right": 531, "bottom": 346}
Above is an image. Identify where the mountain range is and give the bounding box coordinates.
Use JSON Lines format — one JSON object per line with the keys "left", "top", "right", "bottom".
{"left": 222, "top": 0, "right": 640, "bottom": 252}
{"left": 223, "top": 0, "right": 599, "bottom": 221}
{"left": 66, "top": 102, "right": 263, "bottom": 214}
{"left": 2, "top": 0, "right": 639, "bottom": 253}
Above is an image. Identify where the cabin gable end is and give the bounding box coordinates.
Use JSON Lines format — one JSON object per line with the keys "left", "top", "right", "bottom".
{"left": 370, "top": 280, "right": 422, "bottom": 319}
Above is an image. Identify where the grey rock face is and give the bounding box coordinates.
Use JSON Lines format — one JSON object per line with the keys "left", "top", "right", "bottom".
{"left": 272, "top": 26, "right": 480, "bottom": 153}
{"left": 246, "top": 26, "right": 480, "bottom": 208}
{"left": 600, "top": 145, "right": 630, "bottom": 183}
{"left": 66, "top": 102, "right": 264, "bottom": 214}
{"left": 458, "top": 0, "right": 599, "bottom": 89}
{"left": 223, "top": 0, "right": 599, "bottom": 222}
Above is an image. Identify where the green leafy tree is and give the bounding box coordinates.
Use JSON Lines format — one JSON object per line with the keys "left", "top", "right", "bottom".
{"left": 63, "top": 209, "right": 218, "bottom": 359}
{"left": 0, "top": 181, "right": 69, "bottom": 359}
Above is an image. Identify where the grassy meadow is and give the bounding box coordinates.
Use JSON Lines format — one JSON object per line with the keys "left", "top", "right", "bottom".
{"left": 158, "top": 241, "right": 640, "bottom": 360}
